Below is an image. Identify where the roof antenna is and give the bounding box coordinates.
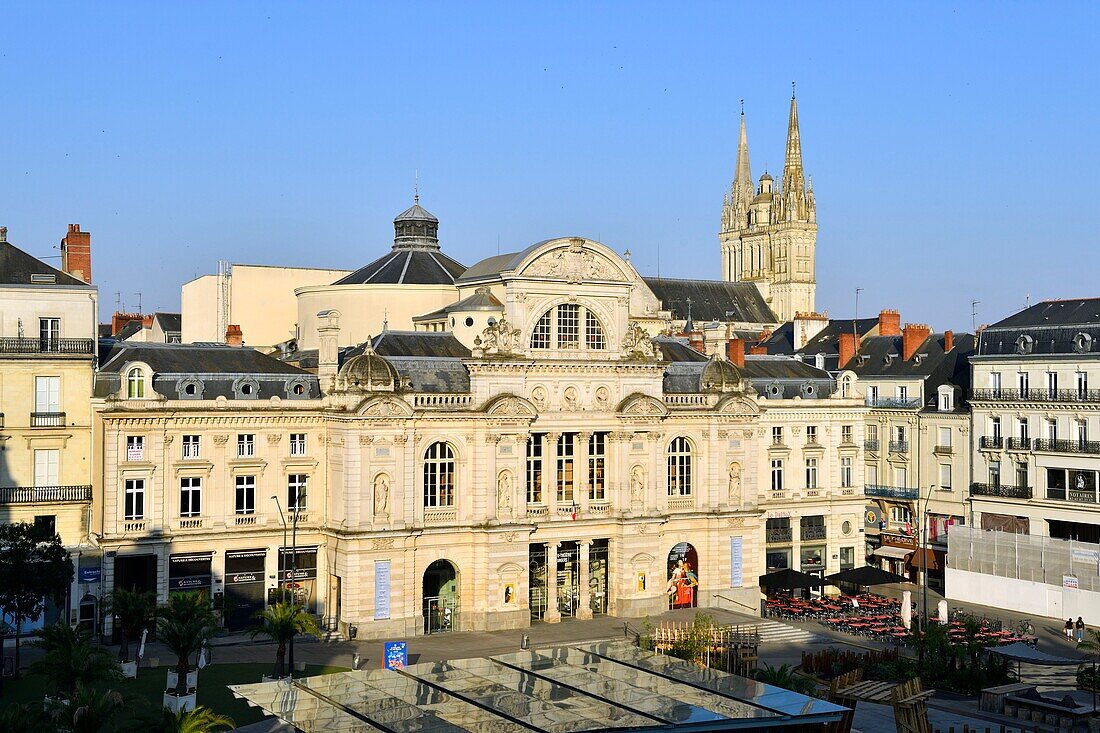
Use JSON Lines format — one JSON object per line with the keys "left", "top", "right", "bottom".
{"left": 971, "top": 300, "right": 981, "bottom": 333}
{"left": 854, "top": 287, "right": 863, "bottom": 340}
{"left": 135, "top": 292, "right": 142, "bottom": 312}
{"left": 657, "top": 241, "right": 661, "bottom": 279}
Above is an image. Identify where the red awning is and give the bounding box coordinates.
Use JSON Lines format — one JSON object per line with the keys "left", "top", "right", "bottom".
{"left": 906, "top": 548, "right": 942, "bottom": 571}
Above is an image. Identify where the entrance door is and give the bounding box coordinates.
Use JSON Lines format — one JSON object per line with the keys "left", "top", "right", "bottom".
{"left": 422, "top": 560, "right": 458, "bottom": 634}
{"left": 529, "top": 545, "right": 548, "bottom": 621}
{"left": 557, "top": 542, "right": 580, "bottom": 618}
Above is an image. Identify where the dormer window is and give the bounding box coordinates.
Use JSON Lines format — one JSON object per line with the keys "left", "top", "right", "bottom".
{"left": 176, "top": 378, "right": 204, "bottom": 400}
{"left": 232, "top": 377, "right": 260, "bottom": 400}
{"left": 814, "top": 353, "right": 825, "bottom": 369}
{"left": 938, "top": 386, "right": 954, "bottom": 412}
{"left": 127, "top": 368, "right": 146, "bottom": 399}
{"left": 1074, "top": 332, "right": 1093, "bottom": 354}
{"left": 1015, "top": 334, "right": 1034, "bottom": 355}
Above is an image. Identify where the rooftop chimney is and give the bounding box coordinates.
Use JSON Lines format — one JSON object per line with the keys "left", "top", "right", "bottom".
{"left": 112, "top": 311, "right": 143, "bottom": 335}
{"left": 60, "top": 224, "right": 92, "bottom": 284}
{"left": 749, "top": 345, "right": 768, "bottom": 356}
{"left": 0, "top": 226, "right": 7, "bottom": 243}
{"left": 838, "top": 332, "right": 859, "bottom": 369}
{"left": 902, "top": 323, "right": 931, "bottom": 361}
{"left": 793, "top": 311, "right": 830, "bottom": 350}
{"left": 943, "top": 330, "right": 954, "bottom": 353}
{"left": 688, "top": 330, "right": 705, "bottom": 354}
{"left": 727, "top": 338, "right": 745, "bottom": 368}
{"left": 226, "top": 324, "right": 243, "bottom": 347}
{"left": 878, "top": 309, "right": 901, "bottom": 337}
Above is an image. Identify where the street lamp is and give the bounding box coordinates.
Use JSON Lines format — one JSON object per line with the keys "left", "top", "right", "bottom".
{"left": 917, "top": 484, "right": 937, "bottom": 632}
{"left": 270, "top": 494, "right": 295, "bottom": 678}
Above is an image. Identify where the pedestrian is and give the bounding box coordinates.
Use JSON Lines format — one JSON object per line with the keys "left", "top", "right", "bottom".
{"left": 1076, "top": 617, "right": 1085, "bottom": 643}
{"left": 1065, "top": 618, "right": 1074, "bottom": 639}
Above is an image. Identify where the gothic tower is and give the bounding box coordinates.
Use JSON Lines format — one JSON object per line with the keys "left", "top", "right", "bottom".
{"left": 719, "top": 91, "right": 817, "bottom": 322}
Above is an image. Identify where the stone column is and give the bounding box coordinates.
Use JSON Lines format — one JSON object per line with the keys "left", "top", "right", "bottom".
{"left": 577, "top": 432, "right": 591, "bottom": 516}
{"left": 545, "top": 542, "right": 561, "bottom": 623}
{"left": 546, "top": 432, "right": 560, "bottom": 515}
{"left": 577, "top": 539, "right": 593, "bottom": 620}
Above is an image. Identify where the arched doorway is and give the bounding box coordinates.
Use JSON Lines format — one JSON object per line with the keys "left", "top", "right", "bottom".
{"left": 667, "top": 543, "right": 699, "bottom": 610}
{"left": 423, "top": 560, "right": 458, "bottom": 634}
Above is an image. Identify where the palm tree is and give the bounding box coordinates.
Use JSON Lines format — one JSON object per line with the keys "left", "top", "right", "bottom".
{"left": 0, "top": 703, "right": 52, "bottom": 732}
{"left": 30, "top": 621, "right": 122, "bottom": 699}
{"left": 752, "top": 662, "right": 818, "bottom": 696}
{"left": 1078, "top": 628, "right": 1100, "bottom": 703}
{"left": 107, "top": 588, "right": 157, "bottom": 662}
{"left": 142, "top": 706, "right": 235, "bottom": 733}
{"left": 46, "top": 687, "right": 127, "bottom": 733}
{"left": 250, "top": 601, "right": 321, "bottom": 678}
{"left": 158, "top": 592, "right": 218, "bottom": 696}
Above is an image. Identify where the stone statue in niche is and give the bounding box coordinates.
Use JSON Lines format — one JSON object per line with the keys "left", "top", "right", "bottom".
{"left": 727, "top": 462, "right": 742, "bottom": 505}
{"left": 497, "top": 470, "right": 512, "bottom": 511}
{"left": 373, "top": 473, "right": 390, "bottom": 514}
{"left": 630, "top": 465, "right": 645, "bottom": 504}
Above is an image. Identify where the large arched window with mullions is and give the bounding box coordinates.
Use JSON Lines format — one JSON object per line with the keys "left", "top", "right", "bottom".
{"left": 423, "top": 442, "right": 456, "bottom": 508}
{"left": 667, "top": 437, "right": 693, "bottom": 496}
{"left": 529, "top": 303, "right": 608, "bottom": 351}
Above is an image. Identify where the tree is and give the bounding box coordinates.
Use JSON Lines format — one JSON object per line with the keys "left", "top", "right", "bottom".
{"left": 158, "top": 592, "right": 217, "bottom": 696}
{"left": 250, "top": 601, "right": 320, "bottom": 678}
{"left": 106, "top": 588, "right": 157, "bottom": 662}
{"left": 30, "top": 621, "right": 122, "bottom": 699}
{"left": 0, "top": 522, "right": 75, "bottom": 679}
{"left": 139, "top": 706, "right": 235, "bottom": 733}
{"left": 0, "top": 702, "right": 52, "bottom": 732}
{"left": 46, "top": 686, "right": 127, "bottom": 733}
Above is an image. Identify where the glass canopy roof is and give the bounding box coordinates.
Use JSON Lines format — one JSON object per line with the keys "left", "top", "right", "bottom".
{"left": 230, "top": 640, "right": 847, "bottom": 732}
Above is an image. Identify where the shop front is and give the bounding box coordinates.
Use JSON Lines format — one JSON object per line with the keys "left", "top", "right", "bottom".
{"left": 276, "top": 547, "right": 318, "bottom": 612}
{"left": 800, "top": 546, "right": 826, "bottom": 598}
{"left": 225, "top": 550, "right": 267, "bottom": 631}
{"left": 169, "top": 553, "right": 213, "bottom": 594}
{"left": 529, "top": 539, "right": 611, "bottom": 621}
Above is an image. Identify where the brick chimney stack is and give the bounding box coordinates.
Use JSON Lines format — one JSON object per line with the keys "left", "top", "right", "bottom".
{"left": 749, "top": 345, "right": 768, "bottom": 356}
{"left": 878, "top": 309, "right": 901, "bottom": 337}
{"left": 838, "top": 332, "right": 859, "bottom": 369}
{"left": 943, "top": 330, "right": 954, "bottom": 353}
{"left": 0, "top": 226, "right": 7, "bottom": 243}
{"left": 688, "top": 330, "right": 705, "bottom": 354}
{"left": 727, "top": 338, "right": 745, "bottom": 368}
{"left": 60, "top": 224, "right": 92, "bottom": 284}
{"left": 903, "top": 323, "right": 931, "bottom": 361}
{"left": 226, "top": 324, "right": 243, "bottom": 347}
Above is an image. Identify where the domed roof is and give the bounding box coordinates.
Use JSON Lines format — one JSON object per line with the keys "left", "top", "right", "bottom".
{"left": 759, "top": 171, "right": 773, "bottom": 181}
{"left": 701, "top": 355, "right": 742, "bottom": 392}
{"left": 338, "top": 342, "right": 399, "bottom": 391}
{"left": 394, "top": 200, "right": 438, "bottom": 224}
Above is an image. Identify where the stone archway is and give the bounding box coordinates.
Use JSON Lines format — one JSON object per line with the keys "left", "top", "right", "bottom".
{"left": 666, "top": 542, "right": 699, "bottom": 610}
{"left": 423, "top": 559, "right": 459, "bottom": 634}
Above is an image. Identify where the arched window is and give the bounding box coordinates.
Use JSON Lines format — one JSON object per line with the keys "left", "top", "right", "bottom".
{"left": 423, "top": 442, "right": 456, "bottom": 508}
{"left": 840, "top": 377, "right": 852, "bottom": 398}
{"left": 127, "top": 368, "right": 145, "bottom": 399}
{"left": 667, "top": 437, "right": 693, "bottom": 496}
{"left": 529, "top": 304, "right": 608, "bottom": 351}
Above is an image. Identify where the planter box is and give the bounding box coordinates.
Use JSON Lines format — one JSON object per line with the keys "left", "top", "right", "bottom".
{"left": 166, "top": 669, "right": 198, "bottom": 690}
{"left": 120, "top": 660, "right": 138, "bottom": 679}
{"left": 163, "top": 692, "right": 196, "bottom": 714}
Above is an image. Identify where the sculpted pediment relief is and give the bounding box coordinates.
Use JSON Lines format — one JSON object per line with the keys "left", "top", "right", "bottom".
{"left": 616, "top": 392, "right": 669, "bottom": 418}
{"left": 356, "top": 396, "right": 414, "bottom": 418}
{"left": 521, "top": 239, "right": 626, "bottom": 283}
{"left": 481, "top": 394, "right": 539, "bottom": 418}
{"left": 714, "top": 394, "right": 760, "bottom": 416}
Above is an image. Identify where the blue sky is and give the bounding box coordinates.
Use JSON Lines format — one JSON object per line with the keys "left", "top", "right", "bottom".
{"left": 1, "top": 2, "right": 1097, "bottom": 330}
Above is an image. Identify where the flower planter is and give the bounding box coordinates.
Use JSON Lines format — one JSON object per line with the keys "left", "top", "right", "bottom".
{"left": 120, "top": 660, "right": 138, "bottom": 679}
{"left": 166, "top": 668, "right": 199, "bottom": 690}
{"left": 163, "top": 691, "right": 196, "bottom": 714}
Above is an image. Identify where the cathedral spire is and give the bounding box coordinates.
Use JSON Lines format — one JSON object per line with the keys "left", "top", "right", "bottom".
{"left": 731, "top": 102, "right": 753, "bottom": 206}
{"left": 782, "top": 85, "right": 805, "bottom": 195}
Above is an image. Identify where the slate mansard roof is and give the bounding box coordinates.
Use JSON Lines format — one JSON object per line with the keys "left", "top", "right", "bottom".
{"left": 95, "top": 341, "right": 319, "bottom": 400}
{"left": 642, "top": 277, "right": 776, "bottom": 324}
{"left": 978, "top": 298, "right": 1100, "bottom": 357}
{"left": 0, "top": 238, "right": 89, "bottom": 287}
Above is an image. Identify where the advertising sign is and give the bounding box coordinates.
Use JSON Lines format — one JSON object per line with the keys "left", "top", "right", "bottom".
{"left": 78, "top": 566, "right": 101, "bottom": 583}
{"left": 729, "top": 537, "right": 744, "bottom": 587}
{"left": 374, "top": 560, "right": 391, "bottom": 620}
{"left": 383, "top": 641, "right": 407, "bottom": 670}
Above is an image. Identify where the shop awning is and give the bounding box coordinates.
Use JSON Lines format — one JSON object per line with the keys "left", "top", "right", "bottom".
{"left": 826, "top": 565, "right": 910, "bottom": 587}
{"left": 872, "top": 546, "right": 913, "bottom": 560}
{"left": 987, "top": 642, "right": 1085, "bottom": 666}
{"left": 906, "top": 548, "right": 941, "bottom": 571}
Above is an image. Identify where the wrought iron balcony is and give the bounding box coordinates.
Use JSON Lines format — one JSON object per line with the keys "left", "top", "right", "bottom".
{"left": 1033, "top": 438, "right": 1100, "bottom": 455}
{"left": 800, "top": 525, "right": 827, "bottom": 541}
{"left": 1005, "top": 437, "right": 1031, "bottom": 451}
{"left": 0, "top": 485, "right": 92, "bottom": 504}
{"left": 31, "top": 412, "right": 65, "bottom": 428}
{"left": 971, "top": 388, "right": 1100, "bottom": 404}
{"left": 979, "top": 436, "right": 1003, "bottom": 450}
{"left": 933, "top": 444, "right": 953, "bottom": 454}
{"left": 864, "top": 439, "right": 880, "bottom": 451}
{"left": 866, "top": 397, "right": 922, "bottom": 409}
{"left": 0, "top": 337, "right": 95, "bottom": 355}
{"left": 889, "top": 441, "right": 909, "bottom": 453}
{"left": 765, "top": 527, "right": 793, "bottom": 543}
{"left": 864, "top": 484, "right": 919, "bottom": 500}
{"left": 970, "top": 482, "right": 1032, "bottom": 499}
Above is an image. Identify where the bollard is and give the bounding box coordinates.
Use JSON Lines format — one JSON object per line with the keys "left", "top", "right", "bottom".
{"left": 352, "top": 653, "right": 361, "bottom": 670}
{"left": 521, "top": 634, "right": 530, "bottom": 650}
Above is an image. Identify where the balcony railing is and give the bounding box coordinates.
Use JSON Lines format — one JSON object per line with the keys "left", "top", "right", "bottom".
{"left": 865, "top": 484, "right": 919, "bottom": 500}
{"left": 0, "top": 485, "right": 92, "bottom": 504}
{"left": 971, "top": 388, "right": 1100, "bottom": 404}
{"left": 30, "top": 411, "right": 65, "bottom": 427}
{"left": 864, "top": 439, "right": 880, "bottom": 451}
{"left": 970, "top": 482, "right": 1032, "bottom": 499}
{"left": 889, "top": 441, "right": 909, "bottom": 453}
{"left": 933, "top": 444, "right": 953, "bottom": 454}
{"left": 866, "top": 397, "right": 922, "bottom": 409}
{"left": 0, "top": 337, "right": 95, "bottom": 355}
{"left": 1033, "top": 439, "right": 1100, "bottom": 455}
{"left": 801, "top": 525, "right": 827, "bottom": 541}
{"left": 766, "top": 527, "right": 793, "bottom": 543}
{"left": 979, "top": 436, "right": 1003, "bottom": 450}
{"left": 1005, "top": 437, "right": 1032, "bottom": 451}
